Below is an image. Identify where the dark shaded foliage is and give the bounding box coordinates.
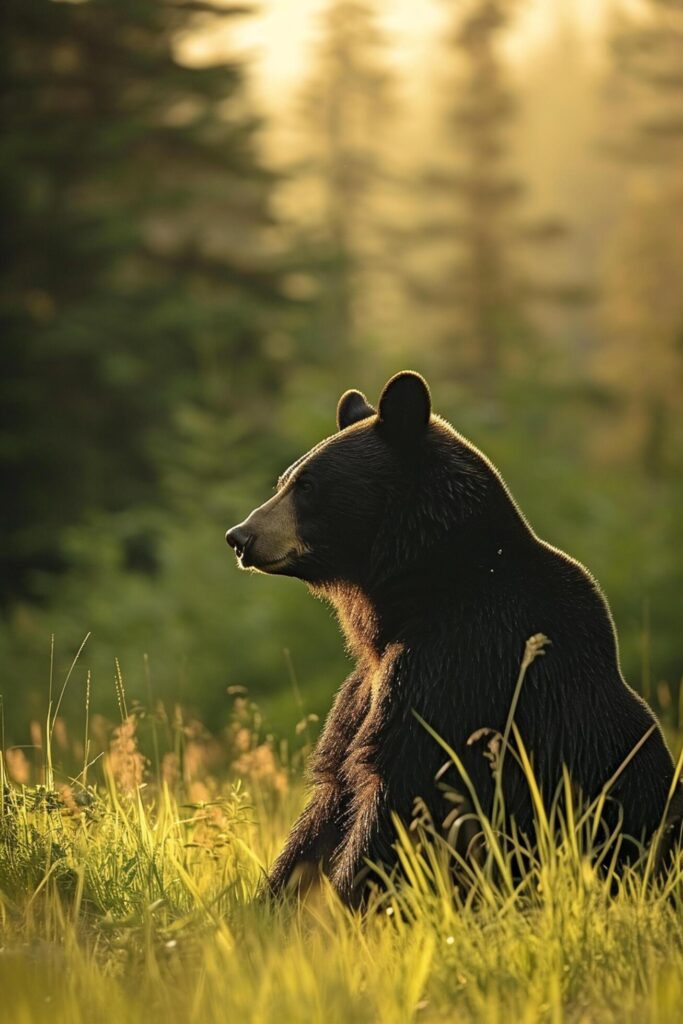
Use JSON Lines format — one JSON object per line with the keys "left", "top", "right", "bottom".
{"left": 0, "top": 0, "right": 288, "bottom": 603}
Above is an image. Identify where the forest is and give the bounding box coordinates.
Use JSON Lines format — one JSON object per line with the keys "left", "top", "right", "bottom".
{"left": 2, "top": 2, "right": 683, "bottom": 1022}
{"left": 2, "top": 0, "right": 681, "bottom": 749}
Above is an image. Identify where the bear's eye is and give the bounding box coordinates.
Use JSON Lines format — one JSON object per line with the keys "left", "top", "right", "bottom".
{"left": 297, "top": 477, "right": 314, "bottom": 495}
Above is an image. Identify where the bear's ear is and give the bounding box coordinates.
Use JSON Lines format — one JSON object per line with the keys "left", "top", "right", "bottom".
{"left": 337, "top": 389, "right": 376, "bottom": 430}
{"left": 377, "top": 371, "right": 431, "bottom": 440}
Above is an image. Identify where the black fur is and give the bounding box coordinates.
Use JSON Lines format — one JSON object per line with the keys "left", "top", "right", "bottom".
{"left": 233, "top": 372, "right": 679, "bottom": 905}
{"left": 337, "top": 389, "right": 375, "bottom": 430}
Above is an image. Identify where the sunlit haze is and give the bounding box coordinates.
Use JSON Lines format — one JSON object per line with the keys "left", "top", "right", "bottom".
{"left": 182, "top": 0, "right": 613, "bottom": 104}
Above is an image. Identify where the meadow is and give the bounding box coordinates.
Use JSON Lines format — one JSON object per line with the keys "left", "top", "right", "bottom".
{"left": 3, "top": 2, "right": 683, "bottom": 1021}
{"left": 2, "top": 654, "right": 683, "bottom": 1024}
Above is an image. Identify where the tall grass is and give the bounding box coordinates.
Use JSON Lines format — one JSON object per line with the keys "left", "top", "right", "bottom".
{"left": 1, "top": 646, "right": 682, "bottom": 1023}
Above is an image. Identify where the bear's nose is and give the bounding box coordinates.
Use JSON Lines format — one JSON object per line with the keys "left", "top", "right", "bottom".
{"left": 226, "top": 525, "right": 253, "bottom": 559}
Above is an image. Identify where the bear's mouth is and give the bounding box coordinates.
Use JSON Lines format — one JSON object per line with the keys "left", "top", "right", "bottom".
{"left": 240, "top": 547, "right": 296, "bottom": 573}
{"left": 256, "top": 553, "right": 295, "bottom": 572}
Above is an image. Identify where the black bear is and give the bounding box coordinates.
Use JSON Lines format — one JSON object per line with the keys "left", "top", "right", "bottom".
{"left": 226, "top": 371, "right": 679, "bottom": 904}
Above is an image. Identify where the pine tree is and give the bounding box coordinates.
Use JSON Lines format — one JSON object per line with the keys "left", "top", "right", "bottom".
{"left": 0, "top": 0, "right": 289, "bottom": 602}
{"left": 599, "top": 0, "right": 683, "bottom": 475}
{"left": 613, "top": 0, "right": 683, "bottom": 161}
{"left": 406, "top": 0, "right": 582, "bottom": 388}
{"left": 293, "top": 0, "right": 394, "bottom": 354}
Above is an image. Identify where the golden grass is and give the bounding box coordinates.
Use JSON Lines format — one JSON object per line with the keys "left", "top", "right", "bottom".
{"left": 1, "top": 647, "right": 682, "bottom": 1023}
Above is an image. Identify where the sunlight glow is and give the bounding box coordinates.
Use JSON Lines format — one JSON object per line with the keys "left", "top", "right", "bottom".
{"left": 180, "top": 0, "right": 614, "bottom": 105}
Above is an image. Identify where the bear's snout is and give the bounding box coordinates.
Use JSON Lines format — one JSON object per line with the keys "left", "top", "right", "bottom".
{"left": 226, "top": 487, "right": 304, "bottom": 574}
{"left": 226, "top": 524, "right": 254, "bottom": 563}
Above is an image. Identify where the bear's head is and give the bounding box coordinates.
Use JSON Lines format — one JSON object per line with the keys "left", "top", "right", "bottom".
{"left": 226, "top": 372, "right": 516, "bottom": 595}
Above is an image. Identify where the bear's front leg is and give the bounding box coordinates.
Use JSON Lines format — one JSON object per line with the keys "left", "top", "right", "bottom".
{"left": 266, "top": 667, "right": 371, "bottom": 897}
{"left": 267, "top": 779, "right": 347, "bottom": 895}
{"left": 329, "top": 658, "right": 444, "bottom": 907}
{"left": 328, "top": 768, "right": 388, "bottom": 906}
{"left": 327, "top": 698, "right": 402, "bottom": 906}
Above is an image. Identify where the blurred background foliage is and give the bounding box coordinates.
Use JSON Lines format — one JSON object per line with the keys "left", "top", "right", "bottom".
{"left": 1, "top": 0, "right": 681, "bottom": 745}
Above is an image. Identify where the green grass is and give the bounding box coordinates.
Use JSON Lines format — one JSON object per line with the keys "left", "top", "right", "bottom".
{"left": 1, "top": 763, "right": 682, "bottom": 1020}
{"left": 1, "top": 657, "right": 683, "bottom": 1023}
